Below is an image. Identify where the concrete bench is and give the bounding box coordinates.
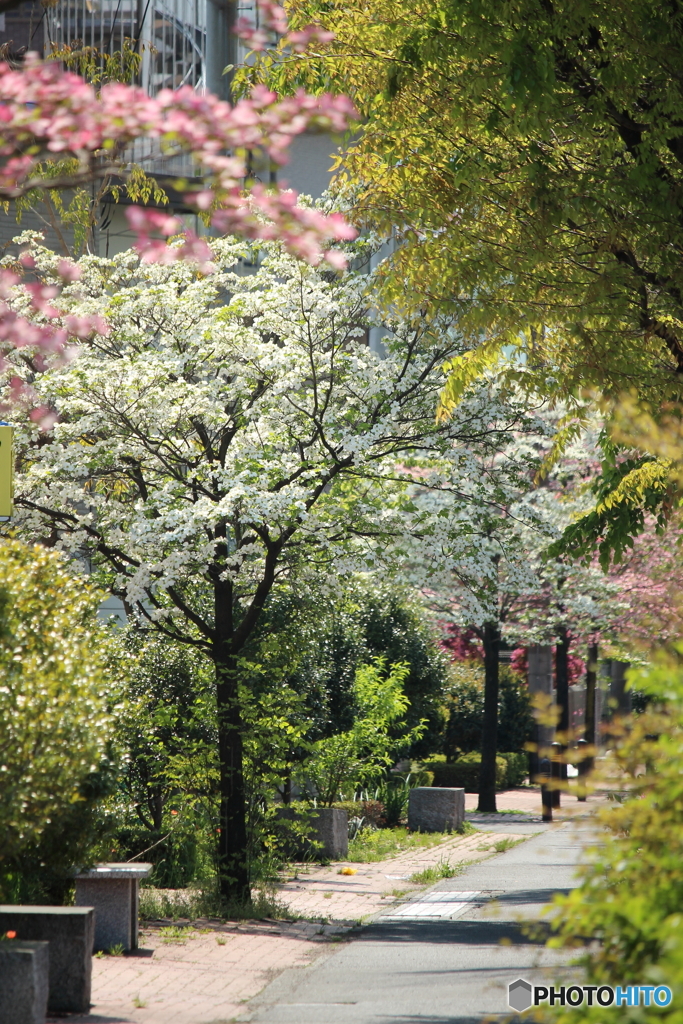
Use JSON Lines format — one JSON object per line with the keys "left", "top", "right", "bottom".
{"left": 0, "top": 906, "right": 93, "bottom": 1014}
{"left": 0, "top": 939, "right": 49, "bottom": 1024}
{"left": 74, "top": 863, "right": 152, "bottom": 952}
{"left": 408, "top": 787, "right": 465, "bottom": 832}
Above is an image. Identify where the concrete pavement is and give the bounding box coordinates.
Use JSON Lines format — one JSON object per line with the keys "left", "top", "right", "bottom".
{"left": 239, "top": 822, "right": 592, "bottom": 1024}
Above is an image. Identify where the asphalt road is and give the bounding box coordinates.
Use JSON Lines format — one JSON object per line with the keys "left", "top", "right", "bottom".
{"left": 240, "top": 822, "right": 593, "bottom": 1024}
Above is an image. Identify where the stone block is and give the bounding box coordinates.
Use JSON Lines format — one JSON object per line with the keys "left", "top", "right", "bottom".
{"left": 277, "top": 807, "right": 348, "bottom": 859}
{"left": 0, "top": 906, "right": 93, "bottom": 1013}
{"left": 74, "top": 863, "right": 152, "bottom": 952}
{"left": 0, "top": 940, "right": 49, "bottom": 1024}
{"left": 408, "top": 786, "right": 465, "bottom": 833}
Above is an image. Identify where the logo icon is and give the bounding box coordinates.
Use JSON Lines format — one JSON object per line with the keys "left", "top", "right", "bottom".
{"left": 508, "top": 978, "right": 533, "bottom": 1012}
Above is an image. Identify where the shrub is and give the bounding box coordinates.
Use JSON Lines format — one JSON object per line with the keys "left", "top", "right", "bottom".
{"left": 425, "top": 753, "right": 507, "bottom": 792}
{"left": 0, "top": 541, "right": 115, "bottom": 898}
{"left": 442, "top": 663, "right": 534, "bottom": 759}
{"left": 332, "top": 800, "right": 387, "bottom": 829}
{"left": 498, "top": 751, "right": 528, "bottom": 787}
{"left": 547, "top": 653, "right": 683, "bottom": 1024}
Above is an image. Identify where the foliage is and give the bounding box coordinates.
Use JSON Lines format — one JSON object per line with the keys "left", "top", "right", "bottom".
{"left": 424, "top": 753, "right": 508, "bottom": 793}
{"left": 138, "top": 885, "right": 295, "bottom": 923}
{"left": 498, "top": 751, "right": 529, "bottom": 788}
{"left": 4, "top": 233, "right": 536, "bottom": 897}
{"left": 346, "top": 826, "right": 457, "bottom": 863}
{"left": 409, "top": 860, "right": 460, "bottom": 884}
{"left": 441, "top": 664, "right": 535, "bottom": 760}
{"left": 254, "top": 0, "right": 683, "bottom": 405}
{"left": 545, "top": 652, "right": 683, "bottom": 1024}
{"left": 0, "top": 539, "right": 114, "bottom": 889}
{"left": 301, "top": 659, "right": 425, "bottom": 805}
{"left": 261, "top": 582, "right": 451, "bottom": 760}
{"left": 109, "top": 632, "right": 217, "bottom": 889}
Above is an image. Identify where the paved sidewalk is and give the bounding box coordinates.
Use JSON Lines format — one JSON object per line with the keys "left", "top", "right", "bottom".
{"left": 240, "top": 821, "right": 592, "bottom": 1024}
{"left": 49, "top": 829, "right": 529, "bottom": 1024}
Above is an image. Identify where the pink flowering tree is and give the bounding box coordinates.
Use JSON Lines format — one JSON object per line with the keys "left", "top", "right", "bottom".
{"left": 0, "top": 0, "right": 356, "bottom": 374}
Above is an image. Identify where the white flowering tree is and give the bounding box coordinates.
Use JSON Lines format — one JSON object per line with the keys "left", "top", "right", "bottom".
{"left": 420, "top": 409, "right": 634, "bottom": 809}
{"left": 3, "top": 234, "right": 542, "bottom": 898}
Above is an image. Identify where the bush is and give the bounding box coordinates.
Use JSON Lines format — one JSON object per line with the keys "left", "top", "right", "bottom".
{"left": 547, "top": 653, "right": 683, "bottom": 1024}
{"left": 0, "top": 541, "right": 116, "bottom": 899}
{"left": 332, "top": 800, "right": 387, "bottom": 829}
{"left": 425, "top": 753, "right": 507, "bottom": 792}
{"left": 442, "top": 663, "right": 534, "bottom": 759}
{"left": 109, "top": 632, "right": 217, "bottom": 888}
{"left": 498, "top": 751, "right": 528, "bottom": 787}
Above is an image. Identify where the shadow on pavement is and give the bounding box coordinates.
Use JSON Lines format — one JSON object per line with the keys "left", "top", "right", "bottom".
{"left": 360, "top": 920, "right": 552, "bottom": 945}
{"left": 486, "top": 888, "right": 571, "bottom": 905}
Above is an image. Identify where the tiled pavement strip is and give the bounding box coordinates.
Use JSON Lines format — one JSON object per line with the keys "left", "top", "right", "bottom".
{"left": 48, "top": 789, "right": 602, "bottom": 1024}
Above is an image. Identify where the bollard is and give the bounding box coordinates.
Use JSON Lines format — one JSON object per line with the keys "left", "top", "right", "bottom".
{"left": 551, "top": 741, "right": 562, "bottom": 808}
{"left": 539, "top": 756, "right": 552, "bottom": 822}
{"left": 576, "top": 738, "right": 588, "bottom": 802}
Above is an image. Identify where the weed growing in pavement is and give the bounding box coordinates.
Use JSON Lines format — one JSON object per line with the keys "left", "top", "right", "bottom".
{"left": 492, "top": 837, "right": 526, "bottom": 853}
{"left": 108, "top": 944, "right": 125, "bottom": 957}
{"left": 409, "top": 860, "right": 462, "bottom": 884}
{"left": 133, "top": 996, "right": 147, "bottom": 1008}
{"left": 216, "top": 937, "right": 227, "bottom": 945}
{"left": 159, "top": 925, "right": 193, "bottom": 943}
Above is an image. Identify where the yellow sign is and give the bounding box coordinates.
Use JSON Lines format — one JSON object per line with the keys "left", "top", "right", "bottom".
{"left": 0, "top": 425, "right": 13, "bottom": 518}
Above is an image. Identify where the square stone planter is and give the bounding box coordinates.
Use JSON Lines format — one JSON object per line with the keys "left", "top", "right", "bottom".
{"left": 0, "top": 906, "right": 93, "bottom": 1013}
{"left": 0, "top": 939, "right": 49, "bottom": 1024}
{"left": 277, "top": 807, "right": 348, "bottom": 860}
{"left": 408, "top": 786, "right": 465, "bottom": 832}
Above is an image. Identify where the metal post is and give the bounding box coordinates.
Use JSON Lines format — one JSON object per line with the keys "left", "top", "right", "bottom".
{"left": 576, "top": 738, "right": 588, "bottom": 802}
{"left": 539, "top": 757, "right": 552, "bottom": 822}
{"left": 551, "top": 740, "right": 562, "bottom": 808}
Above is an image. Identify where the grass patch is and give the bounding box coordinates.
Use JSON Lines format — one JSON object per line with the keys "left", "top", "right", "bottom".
{"left": 139, "top": 886, "right": 295, "bottom": 923}
{"left": 409, "top": 860, "right": 462, "bottom": 884}
{"left": 347, "top": 826, "right": 472, "bottom": 864}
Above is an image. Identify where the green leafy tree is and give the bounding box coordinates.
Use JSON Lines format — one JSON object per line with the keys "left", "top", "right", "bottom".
{"left": 258, "top": 0, "right": 683, "bottom": 400}
{"left": 545, "top": 652, "right": 683, "bottom": 1024}
{"left": 0, "top": 539, "right": 114, "bottom": 895}
{"left": 442, "top": 664, "right": 534, "bottom": 760}
{"left": 110, "top": 632, "right": 217, "bottom": 887}
{"left": 301, "top": 659, "right": 425, "bottom": 805}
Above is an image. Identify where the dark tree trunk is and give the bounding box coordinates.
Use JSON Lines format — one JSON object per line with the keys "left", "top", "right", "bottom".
{"left": 477, "top": 621, "right": 500, "bottom": 813}
{"left": 214, "top": 645, "right": 250, "bottom": 903}
{"left": 555, "top": 626, "right": 570, "bottom": 737}
{"left": 213, "top": 571, "right": 250, "bottom": 904}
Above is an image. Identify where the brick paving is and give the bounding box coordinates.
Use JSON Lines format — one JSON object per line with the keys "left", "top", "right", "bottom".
{"left": 48, "top": 829, "right": 526, "bottom": 1024}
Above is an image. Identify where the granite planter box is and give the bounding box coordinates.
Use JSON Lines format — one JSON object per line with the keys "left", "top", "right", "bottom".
{"left": 0, "top": 939, "right": 49, "bottom": 1024}
{"left": 277, "top": 807, "right": 348, "bottom": 860}
{"left": 0, "top": 906, "right": 93, "bottom": 1013}
{"left": 408, "top": 786, "right": 465, "bottom": 833}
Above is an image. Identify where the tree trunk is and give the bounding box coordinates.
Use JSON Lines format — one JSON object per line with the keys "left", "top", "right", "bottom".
{"left": 555, "top": 626, "right": 570, "bottom": 737}
{"left": 477, "top": 621, "right": 499, "bottom": 813}
{"left": 214, "top": 646, "right": 250, "bottom": 903}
